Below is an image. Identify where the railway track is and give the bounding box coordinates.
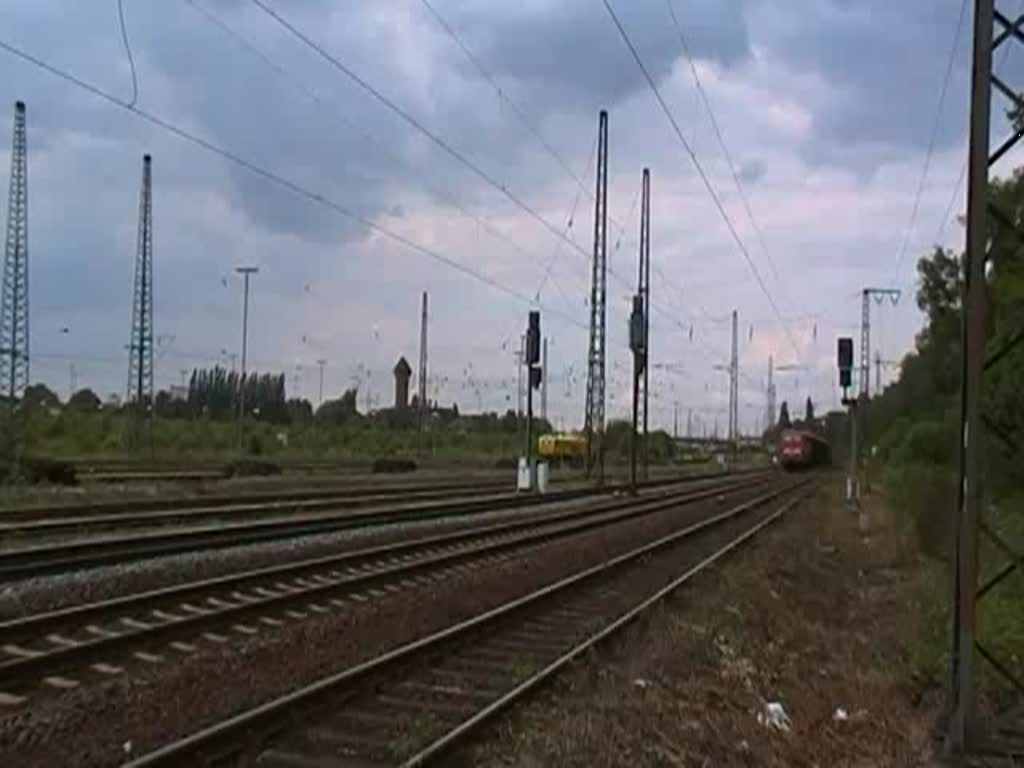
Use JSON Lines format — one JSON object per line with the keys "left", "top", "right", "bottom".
{"left": 0, "top": 470, "right": 753, "bottom": 581}
{"left": 0, "top": 475, "right": 518, "bottom": 525}
{"left": 0, "top": 478, "right": 519, "bottom": 537}
{"left": 0, "top": 473, "right": 773, "bottom": 704}
{"left": 121, "top": 476, "right": 815, "bottom": 767}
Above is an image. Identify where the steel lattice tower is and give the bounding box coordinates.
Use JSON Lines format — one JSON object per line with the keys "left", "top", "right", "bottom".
{"left": 639, "top": 168, "right": 651, "bottom": 479}
{"left": 1, "top": 101, "right": 29, "bottom": 408}
{"left": 584, "top": 110, "right": 609, "bottom": 480}
{"left": 859, "top": 287, "right": 900, "bottom": 398}
{"left": 127, "top": 154, "right": 154, "bottom": 447}
{"left": 947, "top": 1, "right": 1024, "bottom": 757}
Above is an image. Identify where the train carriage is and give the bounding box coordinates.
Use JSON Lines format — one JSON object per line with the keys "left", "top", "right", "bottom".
{"left": 777, "top": 428, "right": 831, "bottom": 470}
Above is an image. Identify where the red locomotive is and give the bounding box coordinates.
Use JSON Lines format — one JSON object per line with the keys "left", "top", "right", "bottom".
{"left": 777, "top": 428, "right": 831, "bottom": 470}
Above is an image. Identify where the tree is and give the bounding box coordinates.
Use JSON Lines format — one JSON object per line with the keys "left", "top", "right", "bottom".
{"left": 778, "top": 401, "right": 791, "bottom": 429}
{"left": 805, "top": 397, "right": 815, "bottom": 422}
{"left": 286, "top": 398, "right": 314, "bottom": 425}
{"left": 67, "top": 388, "right": 101, "bottom": 411}
{"left": 316, "top": 388, "right": 360, "bottom": 425}
{"left": 22, "top": 383, "right": 60, "bottom": 410}
{"left": 186, "top": 366, "right": 290, "bottom": 422}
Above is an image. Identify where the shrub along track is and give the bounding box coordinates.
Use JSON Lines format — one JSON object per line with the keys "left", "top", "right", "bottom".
{"left": 117, "top": 477, "right": 816, "bottom": 768}
{"left": 0, "top": 473, "right": 770, "bottom": 706}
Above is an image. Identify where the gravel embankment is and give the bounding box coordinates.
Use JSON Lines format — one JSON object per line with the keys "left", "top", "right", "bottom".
{"left": 461, "top": 483, "right": 935, "bottom": 768}
{"left": 0, "top": 491, "right": 624, "bottom": 619}
{"left": 0, "top": 480, "right": 782, "bottom": 767}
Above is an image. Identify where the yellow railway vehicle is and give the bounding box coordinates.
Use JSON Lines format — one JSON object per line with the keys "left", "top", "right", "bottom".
{"left": 537, "top": 433, "right": 586, "bottom": 467}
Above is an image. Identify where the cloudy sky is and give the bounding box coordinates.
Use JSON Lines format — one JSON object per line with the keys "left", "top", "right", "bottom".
{"left": 0, "top": 0, "right": 1019, "bottom": 435}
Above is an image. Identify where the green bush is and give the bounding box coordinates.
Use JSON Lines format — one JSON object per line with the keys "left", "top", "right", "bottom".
{"left": 888, "top": 418, "right": 954, "bottom": 466}
{"left": 883, "top": 462, "right": 956, "bottom": 561}
{"left": 2, "top": 456, "right": 78, "bottom": 485}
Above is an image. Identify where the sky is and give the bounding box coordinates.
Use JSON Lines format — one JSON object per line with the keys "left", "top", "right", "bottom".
{"left": 0, "top": 0, "right": 1021, "bottom": 436}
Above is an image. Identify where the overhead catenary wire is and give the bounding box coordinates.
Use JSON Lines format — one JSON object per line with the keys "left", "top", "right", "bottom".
{"left": 0, "top": 36, "right": 592, "bottom": 336}
{"left": 933, "top": 0, "right": 1024, "bottom": 248}
{"left": 601, "top": 0, "right": 802, "bottom": 362}
{"left": 249, "top": 0, "right": 601, "bottom": 277}
{"left": 0, "top": 35, "right": 728, "bottom": 402}
{"left": 893, "top": 0, "right": 969, "bottom": 278}
{"left": 417, "top": 0, "right": 586, "bottom": 194}
{"left": 249, "top": 0, "right": 719, "bottom": 358}
{"left": 184, "top": 0, "right": 585, "bottom": 320}
{"left": 116, "top": 0, "right": 138, "bottom": 107}
{"left": 664, "top": 0, "right": 779, "bottom": 282}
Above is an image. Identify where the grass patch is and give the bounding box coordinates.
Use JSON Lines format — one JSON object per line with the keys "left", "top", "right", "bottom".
{"left": 886, "top": 468, "right": 1024, "bottom": 699}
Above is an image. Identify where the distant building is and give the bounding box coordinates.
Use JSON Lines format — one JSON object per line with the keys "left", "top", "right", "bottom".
{"left": 105, "top": 393, "right": 122, "bottom": 409}
{"left": 394, "top": 356, "right": 412, "bottom": 410}
{"left": 168, "top": 384, "right": 188, "bottom": 402}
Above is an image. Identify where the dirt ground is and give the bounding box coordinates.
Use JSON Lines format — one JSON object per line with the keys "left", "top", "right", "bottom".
{"left": 464, "top": 480, "right": 939, "bottom": 768}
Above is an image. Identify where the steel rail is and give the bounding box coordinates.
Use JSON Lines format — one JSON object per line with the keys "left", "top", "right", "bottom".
{"left": 0, "top": 470, "right": 756, "bottom": 581}
{"left": 402, "top": 490, "right": 810, "bottom": 767}
{"left": 0, "top": 474, "right": 771, "bottom": 693}
{"left": 0, "top": 475, "right": 518, "bottom": 522}
{"left": 122, "top": 477, "right": 812, "bottom": 767}
{"left": 0, "top": 480, "right": 518, "bottom": 536}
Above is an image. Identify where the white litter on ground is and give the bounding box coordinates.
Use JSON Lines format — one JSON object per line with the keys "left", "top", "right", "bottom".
{"left": 757, "top": 701, "right": 791, "bottom": 732}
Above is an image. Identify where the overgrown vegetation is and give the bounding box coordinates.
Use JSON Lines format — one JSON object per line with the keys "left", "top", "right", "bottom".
{"left": 862, "top": 167, "right": 1024, "bottom": 694}
{"left": 3, "top": 364, "right": 695, "bottom": 470}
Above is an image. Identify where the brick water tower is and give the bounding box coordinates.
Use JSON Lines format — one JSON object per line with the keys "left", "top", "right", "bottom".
{"left": 394, "top": 356, "right": 412, "bottom": 410}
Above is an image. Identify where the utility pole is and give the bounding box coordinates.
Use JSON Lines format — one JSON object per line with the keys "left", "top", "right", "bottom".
{"left": 584, "top": 109, "right": 609, "bottom": 482}
{"left": 316, "top": 358, "right": 327, "bottom": 407}
{"left": 687, "top": 407, "right": 693, "bottom": 439}
{"left": 765, "top": 355, "right": 776, "bottom": 440}
{"left": 1, "top": 100, "right": 29, "bottom": 432}
{"left": 673, "top": 401, "right": 679, "bottom": 439}
{"left": 69, "top": 364, "right": 78, "bottom": 400}
{"left": 948, "top": 0, "right": 1002, "bottom": 755}
{"left": 127, "top": 154, "right": 155, "bottom": 452}
{"left": 417, "top": 291, "right": 428, "bottom": 442}
{"left": 640, "top": 168, "right": 651, "bottom": 480}
{"left": 235, "top": 265, "right": 258, "bottom": 449}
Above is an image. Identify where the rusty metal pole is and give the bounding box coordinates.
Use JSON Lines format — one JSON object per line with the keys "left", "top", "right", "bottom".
{"left": 949, "top": 0, "right": 994, "bottom": 754}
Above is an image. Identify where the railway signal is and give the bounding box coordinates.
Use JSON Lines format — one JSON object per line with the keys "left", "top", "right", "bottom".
{"left": 837, "top": 337, "right": 854, "bottom": 396}
{"left": 837, "top": 336, "right": 858, "bottom": 509}
{"left": 629, "top": 293, "right": 646, "bottom": 493}
{"left": 521, "top": 310, "right": 543, "bottom": 492}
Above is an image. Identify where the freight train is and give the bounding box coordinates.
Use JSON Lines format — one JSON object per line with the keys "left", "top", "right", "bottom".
{"left": 537, "top": 433, "right": 587, "bottom": 467}
{"left": 777, "top": 428, "right": 831, "bottom": 470}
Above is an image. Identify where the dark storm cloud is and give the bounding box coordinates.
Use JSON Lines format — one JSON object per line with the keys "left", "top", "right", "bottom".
{"left": 444, "top": 0, "right": 751, "bottom": 113}
{"left": 760, "top": 0, "right": 977, "bottom": 164}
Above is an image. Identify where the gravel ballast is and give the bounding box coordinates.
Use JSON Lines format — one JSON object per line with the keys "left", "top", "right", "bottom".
{"left": 460, "top": 483, "right": 936, "bottom": 767}
{"left": 0, "top": 480, "right": 785, "bottom": 767}
{"left": 0, "top": 476, "right": 746, "bottom": 619}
